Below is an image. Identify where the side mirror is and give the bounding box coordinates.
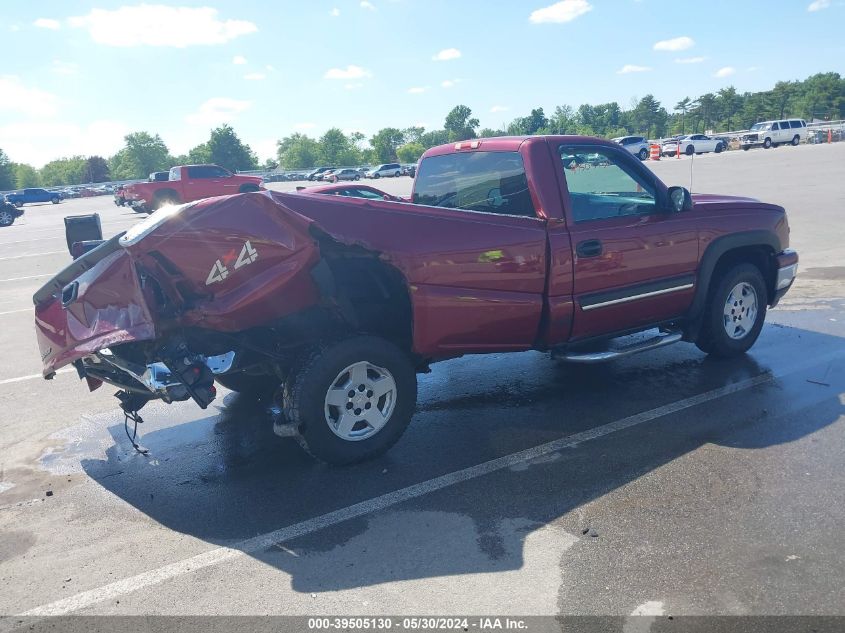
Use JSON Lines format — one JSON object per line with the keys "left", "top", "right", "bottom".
{"left": 667, "top": 186, "right": 693, "bottom": 213}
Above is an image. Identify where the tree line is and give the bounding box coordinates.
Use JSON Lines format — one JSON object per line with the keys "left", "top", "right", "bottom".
{"left": 2, "top": 71, "right": 842, "bottom": 189}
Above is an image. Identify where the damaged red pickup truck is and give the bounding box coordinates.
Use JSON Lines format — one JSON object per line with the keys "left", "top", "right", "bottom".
{"left": 34, "top": 136, "right": 798, "bottom": 464}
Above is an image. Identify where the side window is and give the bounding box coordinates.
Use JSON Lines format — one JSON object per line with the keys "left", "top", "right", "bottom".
{"left": 559, "top": 145, "right": 657, "bottom": 222}
{"left": 412, "top": 150, "right": 536, "bottom": 218}
{"left": 187, "top": 166, "right": 220, "bottom": 178}
{"left": 771, "top": 122, "right": 780, "bottom": 130}
{"left": 789, "top": 120, "right": 802, "bottom": 129}
{"left": 211, "top": 166, "right": 230, "bottom": 178}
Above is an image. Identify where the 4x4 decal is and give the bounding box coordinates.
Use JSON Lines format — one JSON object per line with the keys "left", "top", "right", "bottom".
{"left": 206, "top": 241, "right": 258, "bottom": 286}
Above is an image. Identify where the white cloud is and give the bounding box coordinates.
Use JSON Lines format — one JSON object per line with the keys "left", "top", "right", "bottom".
{"left": 266, "top": 64, "right": 276, "bottom": 72}
{"left": 407, "top": 86, "right": 429, "bottom": 94}
{"left": 529, "top": 0, "right": 592, "bottom": 24}
{"left": 232, "top": 55, "right": 247, "bottom": 65}
{"left": 432, "top": 48, "right": 461, "bottom": 61}
{"left": 714, "top": 66, "right": 736, "bottom": 78}
{"left": 441, "top": 79, "right": 461, "bottom": 88}
{"left": 68, "top": 5, "right": 257, "bottom": 47}
{"left": 252, "top": 138, "right": 277, "bottom": 162}
{"left": 34, "top": 18, "right": 61, "bottom": 30}
{"left": 330, "top": 7, "right": 341, "bottom": 16}
{"left": 324, "top": 65, "right": 372, "bottom": 80}
{"left": 808, "top": 0, "right": 830, "bottom": 10}
{"left": 185, "top": 97, "right": 251, "bottom": 126}
{"left": 51, "top": 60, "right": 79, "bottom": 75}
{"left": 617, "top": 64, "right": 652, "bottom": 74}
{"left": 244, "top": 73, "right": 265, "bottom": 81}
{"left": 675, "top": 56, "right": 706, "bottom": 64}
{"left": 294, "top": 122, "right": 316, "bottom": 130}
{"left": 345, "top": 83, "right": 364, "bottom": 90}
{"left": 490, "top": 105, "right": 509, "bottom": 113}
{"left": 0, "top": 76, "right": 59, "bottom": 117}
{"left": 653, "top": 36, "right": 695, "bottom": 51}
{"left": 0, "top": 119, "right": 128, "bottom": 167}
{"left": 360, "top": 1, "right": 376, "bottom": 9}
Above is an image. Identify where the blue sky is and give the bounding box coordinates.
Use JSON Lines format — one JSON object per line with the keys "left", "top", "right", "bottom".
{"left": 1, "top": 0, "right": 843, "bottom": 166}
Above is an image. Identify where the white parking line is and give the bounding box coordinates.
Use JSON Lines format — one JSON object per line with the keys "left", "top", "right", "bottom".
{"left": 0, "top": 274, "right": 52, "bottom": 283}
{"left": 0, "top": 368, "right": 73, "bottom": 386}
{"left": 19, "top": 349, "right": 844, "bottom": 617}
{"left": 0, "top": 308, "right": 31, "bottom": 316}
{"left": 0, "top": 250, "right": 66, "bottom": 261}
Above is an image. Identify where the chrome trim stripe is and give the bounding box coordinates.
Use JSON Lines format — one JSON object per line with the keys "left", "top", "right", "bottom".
{"left": 581, "top": 283, "right": 694, "bottom": 311}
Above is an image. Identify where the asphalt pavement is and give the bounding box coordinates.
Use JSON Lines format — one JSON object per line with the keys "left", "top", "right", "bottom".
{"left": 0, "top": 144, "right": 844, "bottom": 624}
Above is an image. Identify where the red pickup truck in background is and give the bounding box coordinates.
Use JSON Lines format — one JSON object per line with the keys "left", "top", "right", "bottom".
{"left": 122, "top": 164, "right": 264, "bottom": 213}
{"left": 34, "top": 135, "right": 798, "bottom": 464}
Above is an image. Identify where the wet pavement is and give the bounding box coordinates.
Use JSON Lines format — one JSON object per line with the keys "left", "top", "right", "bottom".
{"left": 1, "top": 146, "right": 844, "bottom": 619}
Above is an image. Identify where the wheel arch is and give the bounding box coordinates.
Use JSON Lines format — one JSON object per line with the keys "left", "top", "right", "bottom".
{"left": 684, "top": 231, "right": 781, "bottom": 340}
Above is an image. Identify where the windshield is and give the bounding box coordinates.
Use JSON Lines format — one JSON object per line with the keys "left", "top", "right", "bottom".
{"left": 750, "top": 123, "right": 771, "bottom": 131}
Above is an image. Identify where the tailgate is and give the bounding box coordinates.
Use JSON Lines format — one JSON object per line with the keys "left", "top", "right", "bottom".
{"left": 34, "top": 235, "right": 158, "bottom": 377}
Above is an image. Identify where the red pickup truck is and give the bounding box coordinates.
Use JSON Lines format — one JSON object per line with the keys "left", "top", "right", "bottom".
{"left": 122, "top": 164, "right": 264, "bottom": 212}
{"left": 34, "top": 136, "right": 797, "bottom": 464}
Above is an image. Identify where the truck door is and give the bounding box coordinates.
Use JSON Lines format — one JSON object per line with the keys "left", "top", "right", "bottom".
{"left": 555, "top": 143, "right": 699, "bottom": 341}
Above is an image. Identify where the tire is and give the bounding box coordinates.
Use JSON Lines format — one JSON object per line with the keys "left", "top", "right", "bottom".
{"left": 216, "top": 372, "right": 280, "bottom": 398}
{"left": 763, "top": 138, "right": 772, "bottom": 149}
{"left": 51, "top": 197, "right": 60, "bottom": 204}
{"left": 715, "top": 143, "right": 723, "bottom": 153}
{"left": 0, "top": 209, "right": 15, "bottom": 227}
{"left": 638, "top": 148, "right": 648, "bottom": 161}
{"left": 695, "top": 263, "right": 767, "bottom": 358}
{"left": 133, "top": 206, "right": 147, "bottom": 214}
{"left": 394, "top": 171, "right": 401, "bottom": 177}
{"left": 741, "top": 145, "right": 750, "bottom": 151}
{"left": 685, "top": 145, "right": 694, "bottom": 156}
{"left": 373, "top": 173, "right": 380, "bottom": 179}
{"left": 354, "top": 175, "right": 360, "bottom": 181}
{"left": 283, "top": 336, "right": 417, "bottom": 465}
{"left": 792, "top": 135, "right": 800, "bottom": 146}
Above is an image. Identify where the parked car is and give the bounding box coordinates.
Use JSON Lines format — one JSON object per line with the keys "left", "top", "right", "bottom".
{"left": 407, "top": 164, "right": 417, "bottom": 178}
{"left": 35, "top": 135, "right": 798, "bottom": 465}
{"left": 306, "top": 183, "right": 403, "bottom": 201}
{"left": 365, "top": 163, "right": 403, "bottom": 178}
{"left": 611, "top": 136, "right": 650, "bottom": 161}
{"left": 662, "top": 134, "right": 726, "bottom": 156}
{"left": 328, "top": 168, "right": 362, "bottom": 182}
{"left": 307, "top": 167, "right": 337, "bottom": 181}
{"left": 740, "top": 119, "right": 808, "bottom": 150}
{"left": 5, "top": 188, "right": 61, "bottom": 207}
{"left": 0, "top": 197, "right": 24, "bottom": 227}
{"left": 122, "top": 164, "right": 264, "bottom": 213}
{"left": 114, "top": 185, "right": 127, "bottom": 207}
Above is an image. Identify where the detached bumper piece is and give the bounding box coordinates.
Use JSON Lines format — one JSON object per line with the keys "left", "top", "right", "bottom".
{"left": 771, "top": 249, "right": 799, "bottom": 307}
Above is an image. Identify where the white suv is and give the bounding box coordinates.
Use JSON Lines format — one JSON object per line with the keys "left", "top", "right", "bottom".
{"left": 740, "top": 119, "right": 807, "bottom": 150}
{"left": 365, "top": 163, "right": 403, "bottom": 179}
{"left": 611, "top": 136, "right": 650, "bottom": 161}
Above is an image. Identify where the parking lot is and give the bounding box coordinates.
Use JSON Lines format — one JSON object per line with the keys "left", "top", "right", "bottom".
{"left": 1, "top": 143, "right": 844, "bottom": 624}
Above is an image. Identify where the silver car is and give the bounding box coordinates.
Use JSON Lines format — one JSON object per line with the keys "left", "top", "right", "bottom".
{"left": 612, "top": 136, "right": 650, "bottom": 161}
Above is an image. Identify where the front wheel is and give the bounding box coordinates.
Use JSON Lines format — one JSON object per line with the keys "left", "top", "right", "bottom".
{"left": 685, "top": 145, "right": 694, "bottom": 156}
{"left": 696, "top": 263, "right": 767, "bottom": 358}
{"left": 51, "top": 197, "right": 60, "bottom": 204}
{"left": 283, "top": 336, "right": 417, "bottom": 465}
{"left": 0, "top": 209, "right": 15, "bottom": 227}
{"left": 763, "top": 138, "right": 772, "bottom": 149}
{"left": 354, "top": 175, "right": 360, "bottom": 181}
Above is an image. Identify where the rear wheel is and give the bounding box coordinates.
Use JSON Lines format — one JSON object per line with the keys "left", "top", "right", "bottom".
{"left": 696, "top": 263, "right": 767, "bottom": 358}
{"left": 0, "top": 209, "right": 15, "bottom": 227}
{"left": 763, "top": 138, "right": 772, "bottom": 149}
{"left": 791, "top": 135, "right": 800, "bottom": 146}
{"left": 51, "top": 196, "right": 60, "bottom": 204}
{"left": 373, "top": 173, "right": 380, "bottom": 179}
{"left": 283, "top": 336, "right": 417, "bottom": 465}
{"left": 638, "top": 148, "right": 648, "bottom": 161}
{"left": 715, "top": 143, "right": 724, "bottom": 153}
{"left": 685, "top": 145, "right": 694, "bottom": 155}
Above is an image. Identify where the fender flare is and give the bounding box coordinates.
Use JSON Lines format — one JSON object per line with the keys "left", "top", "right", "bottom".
{"left": 684, "top": 230, "right": 782, "bottom": 339}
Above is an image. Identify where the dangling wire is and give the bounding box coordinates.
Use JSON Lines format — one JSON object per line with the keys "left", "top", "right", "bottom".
{"left": 124, "top": 410, "right": 149, "bottom": 454}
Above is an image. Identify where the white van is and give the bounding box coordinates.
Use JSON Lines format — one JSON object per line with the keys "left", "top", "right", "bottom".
{"left": 365, "top": 163, "right": 403, "bottom": 179}
{"left": 740, "top": 119, "right": 807, "bottom": 150}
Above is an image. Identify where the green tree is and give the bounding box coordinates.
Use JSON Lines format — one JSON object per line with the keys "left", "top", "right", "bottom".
{"left": 478, "top": 127, "right": 504, "bottom": 138}
{"left": 276, "top": 133, "right": 320, "bottom": 169}
{"left": 0, "top": 149, "right": 14, "bottom": 190}
{"left": 110, "top": 132, "right": 171, "bottom": 179}
{"left": 547, "top": 105, "right": 575, "bottom": 134}
{"left": 186, "top": 143, "right": 211, "bottom": 164}
{"left": 444, "top": 105, "right": 479, "bottom": 141}
{"left": 396, "top": 142, "right": 425, "bottom": 163}
{"left": 40, "top": 157, "right": 87, "bottom": 186}
{"left": 84, "top": 156, "right": 110, "bottom": 183}
{"left": 14, "top": 163, "right": 41, "bottom": 188}
{"left": 674, "top": 97, "right": 691, "bottom": 134}
{"left": 370, "top": 127, "right": 405, "bottom": 162}
{"left": 507, "top": 107, "right": 549, "bottom": 135}
{"left": 204, "top": 124, "right": 258, "bottom": 171}
{"left": 318, "top": 128, "right": 362, "bottom": 165}
{"left": 262, "top": 158, "right": 279, "bottom": 170}
{"left": 402, "top": 126, "right": 425, "bottom": 144}
{"left": 419, "top": 129, "right": 449, "bottom": 148}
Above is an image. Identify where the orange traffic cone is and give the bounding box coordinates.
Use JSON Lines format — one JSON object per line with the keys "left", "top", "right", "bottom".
{"left": 649, "top": 144, "right": 660, "bottom": 160}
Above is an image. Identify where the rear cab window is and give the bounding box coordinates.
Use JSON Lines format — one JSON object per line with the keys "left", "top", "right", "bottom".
{"left": 413, "top": 151, "right": 537, "bottom": 218}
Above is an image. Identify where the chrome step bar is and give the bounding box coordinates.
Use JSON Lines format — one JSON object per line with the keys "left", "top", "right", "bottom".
{"left": 553, "top": 330, "right": 683, "bottom": 364}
